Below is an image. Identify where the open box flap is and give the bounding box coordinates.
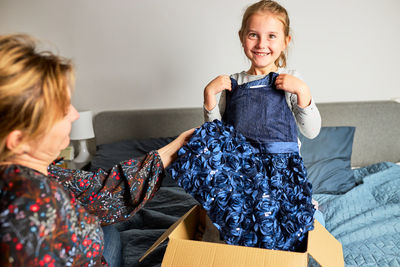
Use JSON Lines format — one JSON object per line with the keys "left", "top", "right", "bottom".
{"left": 139, "top": 205, "right": 200, "bottom": 262}
{"left": 163, "top": 238, "right": 307, "bottom": 267}
{"left": 142, "top": 205, "right": 344, "bottom": 266}
{"left": 307, "top": 220, "right": 344, "bottom": 267}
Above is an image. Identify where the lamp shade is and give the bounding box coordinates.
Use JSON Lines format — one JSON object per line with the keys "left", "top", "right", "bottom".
{"left": 70, "top": 111, "right": 95, "bottom": 140}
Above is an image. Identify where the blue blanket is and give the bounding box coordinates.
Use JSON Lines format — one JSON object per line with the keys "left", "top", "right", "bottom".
{"left": 314, "top": 162, "right": 400, "bottom": 267}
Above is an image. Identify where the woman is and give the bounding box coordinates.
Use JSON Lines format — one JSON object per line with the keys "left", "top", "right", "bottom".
{"left": 0, "top": 34, "right": 193, "bottom": 267}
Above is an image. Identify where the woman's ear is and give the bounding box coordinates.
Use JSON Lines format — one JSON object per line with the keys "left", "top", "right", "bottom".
{"left": 5, "top": 130, "right": 29, "bottom": 155}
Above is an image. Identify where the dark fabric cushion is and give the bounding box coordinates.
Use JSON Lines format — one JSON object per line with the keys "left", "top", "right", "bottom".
{"left": 88, "top": 137, "right": 177, "bottom": 187}
{"left": 299, "top": 127, "right": 356, "bottom": 194}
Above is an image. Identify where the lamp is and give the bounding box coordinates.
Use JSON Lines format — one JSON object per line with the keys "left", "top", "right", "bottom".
{"left": 69, "top": 110, "right": 95, "bottom": 163}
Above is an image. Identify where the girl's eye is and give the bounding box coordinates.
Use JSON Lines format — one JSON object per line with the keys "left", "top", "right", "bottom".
{"left": 269, "top": 34, "right": 276, "bottom": 39}
{"left": 248, "top": 33, "right": 258, "bottom": 39}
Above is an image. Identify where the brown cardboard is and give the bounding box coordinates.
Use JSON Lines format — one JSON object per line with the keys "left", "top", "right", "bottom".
{"left": 141, "top": 205, "right": 344, "bottom": 267}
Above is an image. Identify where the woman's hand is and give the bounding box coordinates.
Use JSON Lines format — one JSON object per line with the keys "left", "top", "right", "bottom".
{"left": 204, "top": 75, "right": 232, "bottom": 111}
{"left": 275, "top": 74, "right": 312, "bottom": 108}
{"left": 157, "top": 128, "right": 195, "bottom": 168}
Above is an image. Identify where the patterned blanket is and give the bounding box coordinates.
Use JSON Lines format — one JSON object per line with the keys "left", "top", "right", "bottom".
{"left": 314, "top": 162, "right": 400, "bottom": 267}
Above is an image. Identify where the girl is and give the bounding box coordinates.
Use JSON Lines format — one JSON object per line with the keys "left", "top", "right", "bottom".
{"left": 169, "top": 0, "right": 321, "bottom": 251}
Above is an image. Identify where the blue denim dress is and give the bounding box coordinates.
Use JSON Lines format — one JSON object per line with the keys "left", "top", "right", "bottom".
{"left": 223, "top": 72, "right": 298, "bottom": 151}
{"left": 168, "top": 72, "right": 315, "bottom": 252}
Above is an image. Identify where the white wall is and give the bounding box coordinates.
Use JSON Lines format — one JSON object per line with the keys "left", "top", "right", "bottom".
{"left": 1, "top": 0, "right": 399, "bottom": 113}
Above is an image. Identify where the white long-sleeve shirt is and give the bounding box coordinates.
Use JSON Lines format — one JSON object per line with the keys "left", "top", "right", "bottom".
{"left": 203, "top": 68, "right": 321, "bottom": 139}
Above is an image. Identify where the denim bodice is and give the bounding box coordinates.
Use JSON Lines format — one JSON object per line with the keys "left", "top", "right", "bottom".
{"left": 222, "top": 72, "right": 298, "bottom": 153}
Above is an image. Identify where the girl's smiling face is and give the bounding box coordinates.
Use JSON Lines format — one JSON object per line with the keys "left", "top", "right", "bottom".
{"left": 241, "top": 12, "right": 291, "bottom": 75}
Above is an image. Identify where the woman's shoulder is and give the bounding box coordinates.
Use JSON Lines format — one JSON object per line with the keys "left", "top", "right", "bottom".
{"left": 1, "top": 164, "right": 80, "bottom": 234}
{"left": 0, "top": 164, "right": 68, "bottom": 206}
{"left": 0, "top": 164, "right": 101, "bottom": 266}
{"left": 1, "top": 164, "right": 49, "bottom": 187}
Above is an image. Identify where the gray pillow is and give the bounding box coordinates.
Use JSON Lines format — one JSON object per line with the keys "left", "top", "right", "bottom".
{"left": 299, "top": 126, "right": 356, "bottom": 194}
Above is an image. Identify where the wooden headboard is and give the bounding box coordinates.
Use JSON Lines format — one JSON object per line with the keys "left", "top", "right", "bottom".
{"left": 94, "top": 101, "right": 400, "bottom": 167}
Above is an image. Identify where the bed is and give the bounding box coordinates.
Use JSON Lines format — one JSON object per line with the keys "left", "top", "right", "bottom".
{"left": 89, "top": 100, "right": 400, "bottom": 267}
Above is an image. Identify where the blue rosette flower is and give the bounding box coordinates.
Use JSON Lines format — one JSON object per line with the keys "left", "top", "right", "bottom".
{"left": 242, "top": 232, "right": 258, "bottom": 247}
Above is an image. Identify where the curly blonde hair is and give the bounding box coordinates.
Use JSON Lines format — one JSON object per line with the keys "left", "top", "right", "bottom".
{"left": 0, "top": 34, "right": 74, "bottom": 162}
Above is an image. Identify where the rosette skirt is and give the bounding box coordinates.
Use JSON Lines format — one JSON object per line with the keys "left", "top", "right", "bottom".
{"left": 167, "top": 120, "right": 315, "bottom": 251}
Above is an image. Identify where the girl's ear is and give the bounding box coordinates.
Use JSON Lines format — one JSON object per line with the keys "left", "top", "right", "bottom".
{"left": 284, "top": 35, "right": 292, "bottom": 48}
{"left": 238, "top": 31, "right": 244, "bottom": 46}
{"left": 5, "top": 130, "right": 29, "bottom": 155}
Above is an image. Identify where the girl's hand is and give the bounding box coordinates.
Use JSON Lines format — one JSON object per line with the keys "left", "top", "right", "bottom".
{"left": 157, "top": 128, "right": 195, "bottom": 168}
{"left": 275, "top": 74, "right": 312, "bottom": 108}
{"left": 204, "top": 75, "right": 231, "bottom": 111}
{"left": 205, "top": 75, "right": 232, "bottom": 95}
{"left": 275, "top": 74, "right": 304, "bottom": 94}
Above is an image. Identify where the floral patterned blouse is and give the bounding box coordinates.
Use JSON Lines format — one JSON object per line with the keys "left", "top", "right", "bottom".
{"left": 0, "top": 151, "right": 164, "bottom": 267}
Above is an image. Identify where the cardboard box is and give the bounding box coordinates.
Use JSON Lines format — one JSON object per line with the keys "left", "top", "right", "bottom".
{"left": 141, "top": 205, "right": 344, "bottom": 267}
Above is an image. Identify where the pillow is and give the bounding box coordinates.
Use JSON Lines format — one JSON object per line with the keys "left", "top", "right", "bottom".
{"left": 88, "top": 137, "right": 177, "bottom": 187}
{"left": 299, "top": 126, "right": 356, "bottom": 194}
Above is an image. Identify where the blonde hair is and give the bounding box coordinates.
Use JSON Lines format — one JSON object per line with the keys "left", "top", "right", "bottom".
{"left": 0, "top": 34, "right": 74, "bottom": 162}
{"left": 238, "top": 0, "right": 291, "bottom": 68}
